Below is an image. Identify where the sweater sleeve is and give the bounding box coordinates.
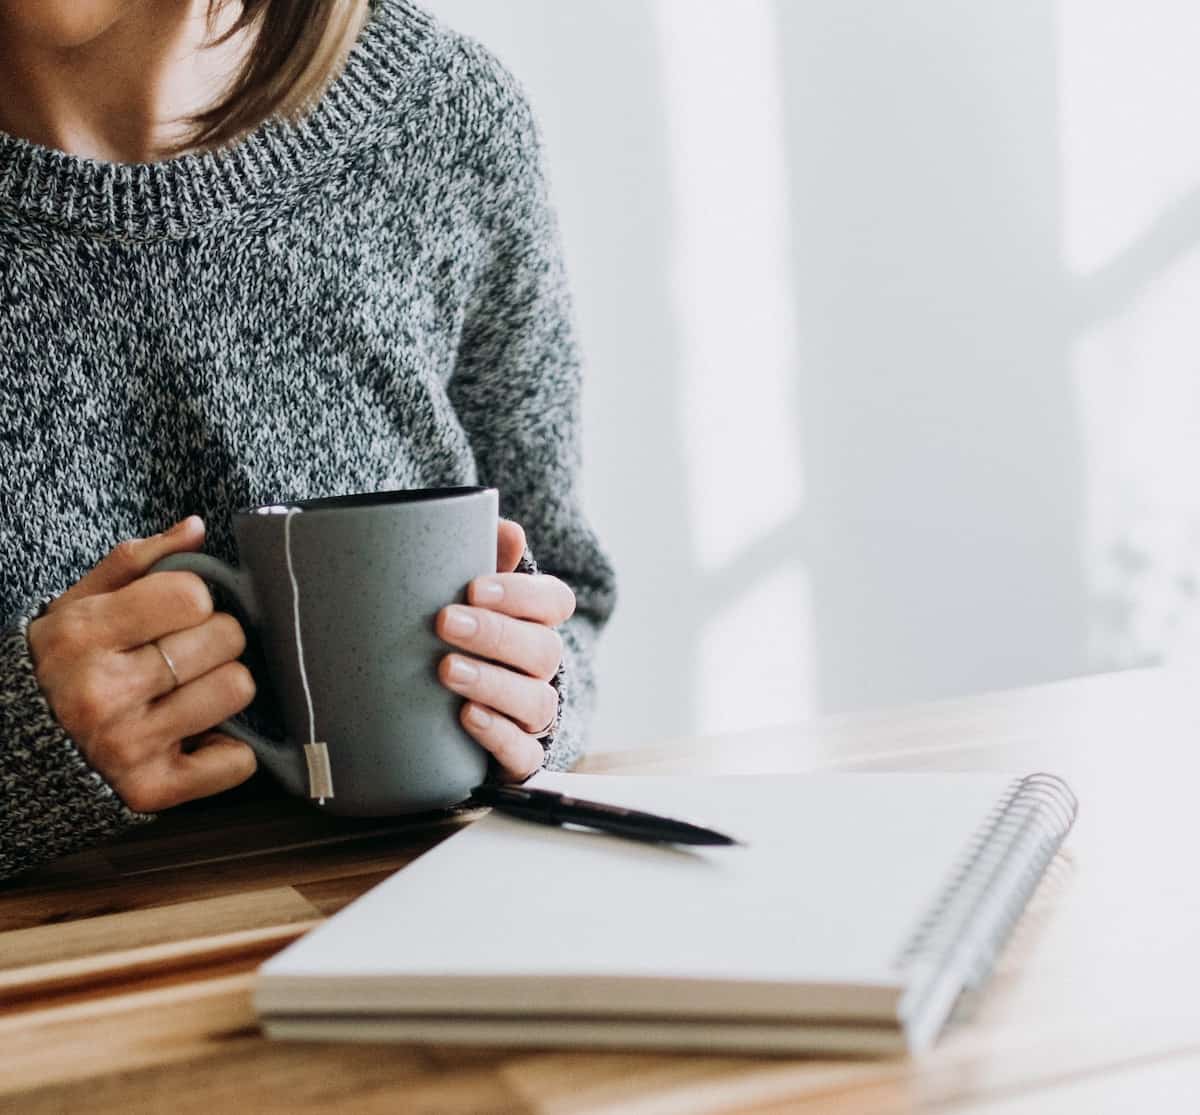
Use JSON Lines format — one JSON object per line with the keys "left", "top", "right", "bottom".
{"left": 439, "top": 36, "right": 617, "bottom": 769}
{"left": 0, "top": 608, "right": 152, "bottom": 881}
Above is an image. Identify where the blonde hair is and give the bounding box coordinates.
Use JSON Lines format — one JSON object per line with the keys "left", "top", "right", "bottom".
{"left": 185, "top": 0, "right": 368, "bottom": 154}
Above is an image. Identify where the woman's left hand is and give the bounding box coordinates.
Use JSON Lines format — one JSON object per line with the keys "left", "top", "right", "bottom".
{"left": 436, "top": 519, "right": 575, "bottom": 782}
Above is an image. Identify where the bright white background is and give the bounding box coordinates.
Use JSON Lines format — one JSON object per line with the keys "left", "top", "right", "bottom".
{"left": 424, "top": 1, "right": 1200, "bottom": 749}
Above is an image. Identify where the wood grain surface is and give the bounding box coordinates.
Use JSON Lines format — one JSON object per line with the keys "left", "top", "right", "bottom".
{"left": 3, "top": 666, "right": 1198, "bottom": 1113}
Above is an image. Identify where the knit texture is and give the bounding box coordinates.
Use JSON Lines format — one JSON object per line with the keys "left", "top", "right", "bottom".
{"left": 0, "top": 0, "right": 615, "bottom": 880}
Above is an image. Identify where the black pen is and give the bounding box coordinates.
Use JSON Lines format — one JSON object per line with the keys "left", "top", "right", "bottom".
{"left": 469, "top": 783, "right": 741, "bottom": 846}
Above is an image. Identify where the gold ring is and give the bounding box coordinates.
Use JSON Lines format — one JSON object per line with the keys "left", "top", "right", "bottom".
{"left": 154, "top": 641, "right": 181, "bottom": 690}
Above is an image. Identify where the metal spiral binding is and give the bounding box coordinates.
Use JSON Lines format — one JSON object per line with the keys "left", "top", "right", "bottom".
{"left": 895, "top": 773, "right": 1078, "bottom": 1000}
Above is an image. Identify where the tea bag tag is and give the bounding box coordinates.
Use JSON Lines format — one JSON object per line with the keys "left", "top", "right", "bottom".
{"left": 304, "top": 741, "right": 334, "bottom": 804}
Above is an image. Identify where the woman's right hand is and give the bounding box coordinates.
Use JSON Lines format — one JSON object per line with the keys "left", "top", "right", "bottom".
{"left": 26, "top": 516, "right": 259, "bottom": 813}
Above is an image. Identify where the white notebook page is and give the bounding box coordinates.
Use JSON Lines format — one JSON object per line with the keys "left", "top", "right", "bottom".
{"left": 260, "top": 772, "right": 1011, "bottom": 1019}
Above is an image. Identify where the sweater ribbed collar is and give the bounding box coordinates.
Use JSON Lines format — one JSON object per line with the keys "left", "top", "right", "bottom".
{"left": 0, "top": 0, "right": 440, "bottom": 242}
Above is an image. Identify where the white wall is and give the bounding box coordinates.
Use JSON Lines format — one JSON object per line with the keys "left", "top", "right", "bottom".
{"left": 424, "top": 1, "right": 1200, "bottom": 749}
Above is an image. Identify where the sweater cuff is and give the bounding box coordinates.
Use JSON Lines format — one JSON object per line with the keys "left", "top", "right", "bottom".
{"left": 0, "top": 608, "right": 153, "bottom": 881}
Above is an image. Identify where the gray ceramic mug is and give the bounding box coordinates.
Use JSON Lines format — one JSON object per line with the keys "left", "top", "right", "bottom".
{"left": 150, "top": 486, "right": 498, "bottom": 816}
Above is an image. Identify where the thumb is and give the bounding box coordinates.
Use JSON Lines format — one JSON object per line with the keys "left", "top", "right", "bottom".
{"left": 57, "top": 515, "right": 206, "bottom": 606}
{"left": 497, "top": 518, "right": 526, "bottom": 573}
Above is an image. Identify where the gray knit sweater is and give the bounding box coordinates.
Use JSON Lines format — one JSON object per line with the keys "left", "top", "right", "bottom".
{"left": 0, "top": 0, "right": 615, "bottom": 880}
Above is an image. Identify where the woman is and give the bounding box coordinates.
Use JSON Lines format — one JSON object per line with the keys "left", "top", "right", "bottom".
{"left": 0, "top": 0, "right": 615, "bottom": 879}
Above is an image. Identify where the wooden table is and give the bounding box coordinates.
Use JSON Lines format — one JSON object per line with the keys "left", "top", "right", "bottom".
{"left": 3, "top": 667, "right": 1199, "bottom": 1113}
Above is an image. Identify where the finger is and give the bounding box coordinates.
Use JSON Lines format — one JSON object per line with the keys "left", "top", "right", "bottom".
{"left": 125, "top": 612, "right": 247, "bottom": 702}
{"left": 437, "top": 605, "right": 562, "bottom": 680}
{"left": 496, "top": 519, "right": 526, "bottom": 574}
{"left": 162, "top": 734, "right": 258, "bottom": 808}
{"left": 107, "top": 733, "right": 257, "bottom": 813}
{"left": 56, "top": 516, "right": 205, "bottom": 607}
{"left": 146, "top": 661, "right": 256, "bottom": 741}
{"left": 460, "top": 703, "right": 545, "bottom": 782}
{"left": 467, "top": 572, "right": 576, "bottom": 626}
{"left": 439, "top": 654, "right": 558, "bottom": 735}
{"left": 89, "top": 570, "right": 214, "bottom": 650}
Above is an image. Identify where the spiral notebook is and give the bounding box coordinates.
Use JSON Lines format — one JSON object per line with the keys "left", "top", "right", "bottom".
{"left": 256, "top": 770, "right": 1077, "bottom": 1055}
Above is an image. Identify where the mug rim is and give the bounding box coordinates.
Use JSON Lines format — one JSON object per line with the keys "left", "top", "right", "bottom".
{"left": 236, "top": 486, "right": 496, "bottom": 516}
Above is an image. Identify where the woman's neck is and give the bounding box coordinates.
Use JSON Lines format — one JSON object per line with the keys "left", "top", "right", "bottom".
{"left": 0, "top": 1, "right": 253, "bottom": 163}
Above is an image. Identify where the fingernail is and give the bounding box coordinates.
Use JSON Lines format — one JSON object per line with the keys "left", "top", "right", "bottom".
{"left": 167, "top": 515, "right": 201, "bottom": 536}
{"left": 474, "top": 578, "right": 504, "bottom": 603}
{"left": 466, "top": 704, "right": 491, "bottom": 729}
{"left": 443, "top": 606, "right": 478, "bottom": 638}
{"left": 447, "top": 657, "right": 479, "bottom": 686}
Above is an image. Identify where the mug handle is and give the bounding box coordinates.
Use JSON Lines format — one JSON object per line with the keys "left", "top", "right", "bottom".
{"left": 149, "top": 553, "right": 309, "bottom": 797}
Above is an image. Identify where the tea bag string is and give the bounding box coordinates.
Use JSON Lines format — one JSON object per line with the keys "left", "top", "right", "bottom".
{"left": 284, "top": 507, "right": 334, "bottom": 804}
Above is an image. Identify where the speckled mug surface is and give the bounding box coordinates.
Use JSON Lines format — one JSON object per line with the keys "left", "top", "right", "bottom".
{"left": 152, "top": 487, "right": 498, "bottom": 816}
